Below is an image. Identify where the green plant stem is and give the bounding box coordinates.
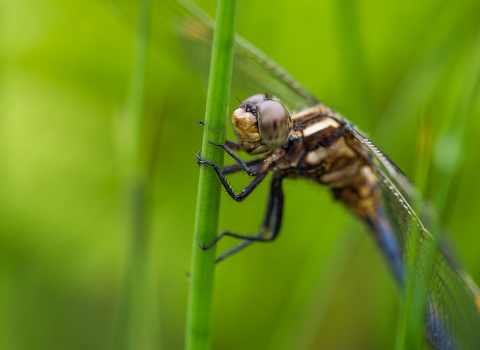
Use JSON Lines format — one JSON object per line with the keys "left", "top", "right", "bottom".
{"left": 185, "top": 1, "right": 238, "bottom": 349}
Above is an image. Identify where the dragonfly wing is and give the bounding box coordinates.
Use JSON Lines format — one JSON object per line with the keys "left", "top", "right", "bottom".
{"left": 345, "top": 124, "right": 414, "bottom": 198}
{"left": 168, "top": 0, "right": 319, "bottom": 112}
{"left": 374, "top": 168, "right": 480, "bottom": 349}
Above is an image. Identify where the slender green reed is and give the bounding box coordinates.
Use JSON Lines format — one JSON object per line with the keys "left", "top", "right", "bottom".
{"left": 185, "top": 1, "right": 237, "bottom": 349}
{"left": 394, "top": 210, "right": 430, "bottom": 350}
{"left": 394, "top": 108, "right": 432, "bottom": 350}
{"left": 113, "top": 0, "right": 152, "bottom": 349}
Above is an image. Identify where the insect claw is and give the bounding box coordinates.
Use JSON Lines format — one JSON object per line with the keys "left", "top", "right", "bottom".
{"left": 196, "top": 151, "right": 208, "bottom": 166}
{"left": 207, "top": 140, "right": 223, "bottom": 147}
{"left": 198, "top": 120, "right": 205, "bottom": 126}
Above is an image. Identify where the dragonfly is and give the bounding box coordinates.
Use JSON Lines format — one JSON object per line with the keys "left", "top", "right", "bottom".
{"left": 156, "top": 0, "right": 480, "bottom": 348}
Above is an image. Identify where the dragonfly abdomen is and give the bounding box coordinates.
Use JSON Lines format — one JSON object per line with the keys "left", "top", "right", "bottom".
{"left": 330, "top": 165, "right": 404, "bottom": 283}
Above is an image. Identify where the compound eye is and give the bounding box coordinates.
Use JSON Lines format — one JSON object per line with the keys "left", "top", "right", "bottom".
{"left": 242, "top": 94, "right": 266, "bottom": 106}
{"left": 257, "top": 100, "right": 291, "bottom": 148}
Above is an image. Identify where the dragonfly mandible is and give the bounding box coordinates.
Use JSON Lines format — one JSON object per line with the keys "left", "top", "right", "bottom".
{"left": 165, "top": 1, "right": 480, "bottom": 349}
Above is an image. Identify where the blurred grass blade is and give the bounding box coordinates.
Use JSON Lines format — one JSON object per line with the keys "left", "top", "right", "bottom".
{"left": 267, "top": 227, "right": 360, "bottom": 350}
{"left": 332, "top": 0, "right": 371, "bottom": 121}
{"left": 394, "top": 104, "right": 431, "bottom": 350}
{"left": 394, "top": 211, "right": 433, "bottom": 350}
{"left": 185, "top": 0, "right": 238, "bottom": 349}
{"left": 432, "top": 26, "right": 480, "bottom": 216}
{"left": 113, "top": 0, "right": 153, "bottom": 349}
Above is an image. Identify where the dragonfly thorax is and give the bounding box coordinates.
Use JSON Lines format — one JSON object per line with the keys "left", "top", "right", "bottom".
{"left": 232, "top": 94, "right": 292, "bottom": 155}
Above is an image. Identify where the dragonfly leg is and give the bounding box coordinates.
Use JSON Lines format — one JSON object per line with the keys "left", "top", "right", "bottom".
{"left": 223, "top": 158, "right": 264, "bottom": 176}
{"left": 199, "top": 175, "right": 285, "bottom": 263}
{"left": 196, "top": 151, "right": 268, "bottom": 201}
{"left": 207, "top": 141, "right": 272, "bottom": 176}
{"left": 215, "top": 240, "right": 253, "bottom": 263}
{"left": 225, "top": 139, "right": 241, "bottom": 150}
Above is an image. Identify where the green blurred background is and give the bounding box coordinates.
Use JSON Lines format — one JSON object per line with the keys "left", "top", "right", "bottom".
{"left": 2, "top": 0, "right": 480, "bottom": 349}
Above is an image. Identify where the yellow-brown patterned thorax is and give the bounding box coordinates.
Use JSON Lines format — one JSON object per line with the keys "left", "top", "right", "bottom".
{"left": 232, "top": 94, "right": 292, "bottom": 155}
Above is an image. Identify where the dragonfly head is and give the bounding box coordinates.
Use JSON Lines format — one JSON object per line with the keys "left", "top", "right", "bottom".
{"left": 232, "top": 94, "right": 292, "bottom": 155}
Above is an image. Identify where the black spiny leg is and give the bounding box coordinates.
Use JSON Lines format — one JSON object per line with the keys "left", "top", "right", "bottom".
{"left": 223, "top": 158, "right": 264, "bottom": 176}
{"left": 197, "top": 152, "right": 268, "bottom": 202}
{"left": 207, "top": 141, "right": 260, "bottom": 176}
{"left": 196, "top": 140, "right": 283, "bottom": 202}
{"left": 209, "top": 140, "right": 284, "bottom": 176}
{"left": 196, "top": 150, "right": 270, "bottom": 201}
{"left": 225, "top": 139, "right": 241, "bottom": 150}
{"left": 196, "top": 141, "right": 285, "bottom": 261}
{"left": 203, "top": 174, "right": 285, "bottom": 262}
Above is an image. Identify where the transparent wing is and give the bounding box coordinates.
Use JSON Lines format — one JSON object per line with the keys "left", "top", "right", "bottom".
{"left": 150, "top": 0, "right": 320, "bottom": 112}
{"left": 173, "top": 0, "right": 319, "bottom": 111}
{"left": 346, "top": 124, "right": 414, "bottom": 198}
{"left": 375, "top": 168, "right": 480, "bottom": 349}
